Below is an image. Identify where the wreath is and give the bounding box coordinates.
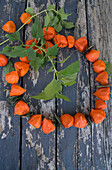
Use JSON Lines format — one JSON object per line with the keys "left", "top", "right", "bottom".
{"left": 0, "top": 5, "right": 111, "bottom": 134}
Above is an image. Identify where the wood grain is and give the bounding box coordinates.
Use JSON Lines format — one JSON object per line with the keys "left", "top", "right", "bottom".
{"left": 86, "top": 0, "right": 112, "bottom": 169}
{"left": 0, "top": 0, "right": 112, "bottom": 170}
{"left": 21, "top": 0, "right": 56, "bottom": 170}
{"left": 0, "top": 0, "right": 26, "bottom": 170}
{"left": 56, "top": 0, "right": 92, "bottom": 169}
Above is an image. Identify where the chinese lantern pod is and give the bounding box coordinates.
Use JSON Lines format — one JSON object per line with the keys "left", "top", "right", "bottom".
{"left": 74, "top": 36, "right": 87, "bottom": 52}
{"left": 95, "top": 99, "right": 107, "bottom": 110}
{"left": 14, "top": 100, "right": 30, "bottom": 115}
{"left": 90, "top": 109, "right": 106, "bottom": 124}
{"left": 41, "top": 118, "right": 55, "bottom": 134}
{"left": 54, "top": 34, "right": 67, "bottom": 48}
{"left": 43, "top": 26, "right": 56, "bottom": 40}
{"left": 95, "top": 71, "right": 108, "bottom": 85}
{"left": 60, "top": 114, "right": 74, "bottom": 128}
{"left": 93, "top": 60, "right": 106, "bottom": 73}
{"left": 28, "top": 114, "right": 42, "bottom": 128}
{"left": 85, "top": 50, "right": 99, "bottom": 62}
{"left": 74, "top": 113, "right": 87, "bottom": 128}
{"left": 66, "top": 35, "right": 75, "bottom": 48}
{"left": 20, "top": 13, "right": 31, "bottom": 24}
{"left": 14, "top": 61, "right": 30, "bottom": 77}
{"left": 5, "top": 71, "right": 19, "bottom": 84}
{"left": 9, "top": 85, "right": 26, "bottom": 97}
{"left": 0, "top": 54, "right": 8, "bottom": 66}
{"left": 2, "top": 21, "right": 16, "bottom": 33}
{"left": 93, "top": 87, "right": 110, "bottom": 101}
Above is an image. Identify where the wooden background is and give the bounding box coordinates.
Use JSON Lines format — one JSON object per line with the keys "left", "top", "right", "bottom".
{"left": 0, "top": 0, "right": 112, "bottom": 169}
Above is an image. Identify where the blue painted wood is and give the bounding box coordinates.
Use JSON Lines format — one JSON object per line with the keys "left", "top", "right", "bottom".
{"left": 86, "top": 0, "right": 112, "bottom": 169}
{"left": 56, "top": 0, "right": 92, "bottom": 169}
{"left": 0, "top": 0, "right": 26, "bottom": 170}
{"left": 21, "top": 0, "right": 56, "bottom": 170}
{"left": 0, "top": 0, "right": 111, "bottom": 170}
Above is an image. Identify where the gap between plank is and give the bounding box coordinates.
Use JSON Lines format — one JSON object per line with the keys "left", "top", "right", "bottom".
{"left": 19, "top": 1, "right": 27, "bottom": 170}
{"left": 85, "top": 0, "right": 93, "bottom": 168}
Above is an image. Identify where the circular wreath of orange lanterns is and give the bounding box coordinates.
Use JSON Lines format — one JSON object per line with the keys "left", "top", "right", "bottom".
{"left": 1, "top": 16, "right": 110, "bottom": 134}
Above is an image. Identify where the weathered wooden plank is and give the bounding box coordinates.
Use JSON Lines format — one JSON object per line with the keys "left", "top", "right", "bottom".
{"left": 56, "top": 0, "right": 92, "bottom": 169}
{"left": 86, "top": 0, "right": 112, "bottom": 169}
{"left": 21, "top": 0, "right": 56, "bottom": 170}
{"left": 0, "top": 0, "right": 26, "bottom": 170}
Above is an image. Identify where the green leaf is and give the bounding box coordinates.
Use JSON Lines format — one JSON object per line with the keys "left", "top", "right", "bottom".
{"left": 62, "top": 21, "right": 75, "bottom": 29}
{"left": 6, "top": 31, "right": 20, "bottom": 41}
{"left": 62, "top": 80, "right": 76, "bottom": 87}
{"left": 44, "top": 79, "right": 62, "bottom": 100}
{"left": 104, "top": 60, "right": 108, "bottom": 64}
{"left": 51, "top": 15, "right": 59, "bottom": 26}
{"left": 58, "top": 61, "right": 80, "bottom": 87}
{"left": 9, "top": 46, "right": 28, "bottom": 58}
{"left": 59, "top": 60, "right": 80, "bottom": 76}
{"left": 31, "top": 92, "right": 47, "bottom": 100}
{"left": 41, "top": 57, "right": 48, "bottom": 69}
{"left": 3, "top": 61, "right": 14, "bottom": 75}
{"left": 31, "top": 79, "right": 62, "bottom": 101}
{"left": 59, "top": 73, "right": 77, "bottom": 80}
{"left": 60, "top": 73, "right": 77, "bottom": 82}
{"left": 54, "top": 21, "right": 62, "bottom": 32}
{"left": 49, "top": 11, "right": 55, "bottom": 26}
{"left": 47, "top": 65, "right": 53, "bottom": 72}
{"left": 104, "top": 60, "right": 112, "bottom": 74}
{"left": 25, "top": 7, "right": 34, "bottom": 15}
{"left": 58, "top": 8, "right": 69, "bottom": 20}
{"left": 30, "top": 57, "right": 44, "bottom": 72}
{"left": 59, "top": 73, "right": 77, "bottom": 87}
{"left": 46, "top": 44, "right": 58, "bottom": 57}
{"left": 47, "top": 4, "right": 55, "bottom": 10}
{"left": 44, "top": 13, "right": 50, "bottom": 27}
{"left": 27, "top": 48, "right": 36, "bottom": 60}
{"left": 56, "top": 93, "right": 70, "bottom": 102}
{"left": 31, "top": 17, "right": 43, "bottom": 39}
{"left": 3, "top": 46, "right": 13, "bottom": 56}
{"left": 41, "top": 38, "right": 46, "bottom": 46}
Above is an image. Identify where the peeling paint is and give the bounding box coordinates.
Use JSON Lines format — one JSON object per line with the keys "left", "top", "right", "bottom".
{"left": 29, "top": 68, "right": 40, "bottom": 87}
{"left": 25, "top": 127, "right": 55, "bottom": 169}
{"left": 0, "top": 101, "right": 13, "bottom": 139}
{"left": 58, "top": 50, "right": 64, "bottom": 67}
{"left": 26, "top": 128, "right": 36, "bottom": 148}
{"left": 59, "top": 0, "right": 66, "bottom": 8}
{"left": 22, "top": 0, "right": 56, "bottom": 168}
{"left": 2, "top": 69, "right": 7, "bottom": 87}
{"left": 40, "top": 99, "right": 55, "bottom": 118}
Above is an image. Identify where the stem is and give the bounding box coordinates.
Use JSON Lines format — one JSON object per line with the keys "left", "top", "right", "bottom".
{"left": 0, "top": 39, "right": 9, "bottom": 46}
{"left": 48, "top": 55, "right": 58, "bottom": 79}
{"left": 17, "top": 9, "right": 47, "bottom": 32}
{"left": 0, "top": 9, "right": 47, "bottom": 46}
{"left": 36, "top": 44, "right": 57, "bottom": 72}
{"left": 4, "top": 89, "right": 10, "bottom": 91}
{"left": 34, "top": 45, "right": 44, "bottom": 53}
{"left": 97, "top": 85, "right": 112, "bottom": 88}
{"left": 20, "top": 40, "right": 24, "bottom": 46}
{"left": 48, "top": 9, "right": 60, "bottom": 15}
{"left": 0, "top": 8, "right": 61, "bottom": 46}
{"left": 34, "top": 45, "right": 58, "bottom": 78}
